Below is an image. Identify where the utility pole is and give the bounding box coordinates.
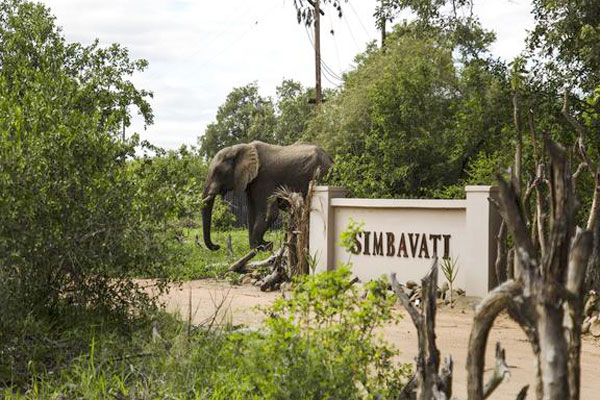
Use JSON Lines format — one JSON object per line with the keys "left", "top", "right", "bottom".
{"left": 314, "top": 0, "right": 322, "bottom": 105}
{"left": 380, "top": 0, "right": 386, "bottom": 47}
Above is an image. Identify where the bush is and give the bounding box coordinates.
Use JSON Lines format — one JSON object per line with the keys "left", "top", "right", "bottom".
{"left": 1, "top": 269, "right": 411, "bottom": 399}
{"left": 0, "top": 0, "right": 180, "bottom": 342}
{"left": 213, "top": 267, "right": 411, "bottom": 399}
{"left": 211, "top": 197, "right": 237, "bottom": 231}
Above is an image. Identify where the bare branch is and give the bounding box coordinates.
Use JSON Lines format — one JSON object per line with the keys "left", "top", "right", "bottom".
{"left": 534, "top": 163, "right": 547, "bottom": 258}
{"left": 587, "top": 171, "right": 600, "bottom": 232}
{"left": 397, "top": 374, "right": 417, "bottom": 400}
{"left": 390, "top": 272, "right": 422, "bottom": 328}
{"left": 515, "top": 385, "right": 529, "bottom": 400}
{"left": 229, "top": 248, "right": 259, "bottom": 273}
{"left": 528, "top": 108, "right": 539, "bottom": 163}
{"left": 572, "top": 162, "right": 588, "bottom": 182}
{"left": 467, "top": 280, "right": 523, "bottom": 400}
{"left": 483, "top": 342, "right": 511, "bottom": 399}
{"left": 546, "top": 139, "right": 575, "bottom": 281}
{"left": 566, "top": 230, "right": 594, "bottom": 400}
{"left": 495, "top": 220, "right": 508, "bottom": 284}
{"left": 496, "top": 174, "right": 537, "bottom": 282}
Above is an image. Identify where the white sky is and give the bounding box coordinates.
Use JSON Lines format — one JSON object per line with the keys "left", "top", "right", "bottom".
{"left": 40, "top": 0, "right": 535, "bottom": 150}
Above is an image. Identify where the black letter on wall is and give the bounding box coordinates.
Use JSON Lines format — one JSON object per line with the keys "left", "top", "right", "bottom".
{"left": 363, "top": 231, "right": 371, "bottom": 255}
{"left": 373, "top": 232, "right": 384, "bottom": 256}
{"left": 386, "top": 232, "right": 395, "bottom": 256}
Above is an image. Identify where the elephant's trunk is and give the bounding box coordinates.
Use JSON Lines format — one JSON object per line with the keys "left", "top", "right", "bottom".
{"left": 201, "top": 194, "right": 220, "bottom": 251}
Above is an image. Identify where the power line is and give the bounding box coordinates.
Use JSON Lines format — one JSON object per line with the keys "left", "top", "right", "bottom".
{"left": 321, "top": 60, "right": 343, "bottom": 81}
{"left": 346, "top": 1, "right": 371, "bottom": 37}
{"left": 304, "top": 25, "right": 344, "bottom": 84}
{"left": 341, "top": 11, "right": 360, "bottom": 52}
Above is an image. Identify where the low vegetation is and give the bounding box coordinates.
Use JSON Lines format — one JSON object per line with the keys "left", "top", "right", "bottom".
{"left": 164, "top": 228, "right": 283, "bottom": 281}
{"left": 2, "top": 268, "right": 411, "bottom": 399}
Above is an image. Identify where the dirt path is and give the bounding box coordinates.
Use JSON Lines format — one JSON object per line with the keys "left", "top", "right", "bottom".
{"left": 162, "top": 280, "right": 600, "bottom": 400}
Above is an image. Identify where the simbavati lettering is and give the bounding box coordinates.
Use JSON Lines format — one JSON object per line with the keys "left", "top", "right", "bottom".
{"left": 373, "top": 232, "right": 384, "bottom": 256}
{"left": 362, "top": 231, "right": 371, "bottom": 255}
{"left": 386, "top": 232, "right": 395, "bottom": 257}
{"left": 398, "top": 233, "right": 408, "bottom": 258}
{"left": 351, "top": 230, "right": 452, "bottom": 259}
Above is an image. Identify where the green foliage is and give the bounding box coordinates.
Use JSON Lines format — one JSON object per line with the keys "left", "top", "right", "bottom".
{"left": 528, "top": 0, "right": 600, "bottom": 92}
{"left": 0, "top": 0, "right": 178, "bottom": 341}
{"left": 130, "top": 144, "right": 207, "bottom": 223}
{"left": 310, "top": 25, "right": 511, "bottom": 198}
{"left": 216, "top": 268, "right": 409, "bottom": 399}
{"left": 163, "top": 229, "right": 282, "bottom": 281}
{"left": 199, "top": 79, "right": 314, "bottom": 159}
{"left": 338, "top": 217, "right": 365, "bottom": 253}
{"left": 199, "top": 82, "right": 277, "bottom": 159}
{"left": 440, "top": 256, "right": 459, "bottom": 285}
{"left": 273, "top": 79, "right": 314, "bottom": 145}
{"left": 211, "top": 197, "right": 236, "bottom": 231}
{"left": 375, "top": 0, "right": 495, "bottom": 58}
{"left": 2, "top": 270, "right": 410, "bottom": 399}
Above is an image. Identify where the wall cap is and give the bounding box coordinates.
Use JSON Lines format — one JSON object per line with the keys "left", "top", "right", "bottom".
{"left": 465, "top": 185, "right": 498, "bottom": 193}
{"left": 331, "top": 198, "right": 467, "bottom": 209}
{"left": 313, "top": 186, "right": 346, "bottom": 194}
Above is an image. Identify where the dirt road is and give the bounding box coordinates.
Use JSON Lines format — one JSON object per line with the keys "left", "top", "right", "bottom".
{"left": 162, "top": 280, "right": 600, "bottom": 400}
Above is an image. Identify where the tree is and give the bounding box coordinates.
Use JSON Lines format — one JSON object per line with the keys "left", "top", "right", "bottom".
{"left": 374, "top": 0, "right": 495, "bottom": 58}
{"left": 199, "top": 82, "right": 276, "bottom": 159}
{"left": 0, "top": 0, "right": 174, "bottom": 333}
{"left": 273, "top": 79, "right": 314, "bottom": 145}
{"left": 528, "top": 0, "right": 600, "bottom": 94}
{"left": 307, "top": 24, "right": 511, "bottom": 198}
{"left": 523, "top": 0, "right": 600, "bottom": 293}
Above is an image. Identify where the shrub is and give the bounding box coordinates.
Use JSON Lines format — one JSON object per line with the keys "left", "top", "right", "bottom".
{"left": 213, "top": 267, "right": 411, "bottom": 399}
{"left": 0, "top": 0, "right": 180, "bottom": 341}
{"left": 211, "top": 197, "right": 237, "bottom": 231}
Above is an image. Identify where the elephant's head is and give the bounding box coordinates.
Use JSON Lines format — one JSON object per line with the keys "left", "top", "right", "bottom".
{"left": 202, "top": 143, "right": 259, "bottom": 251}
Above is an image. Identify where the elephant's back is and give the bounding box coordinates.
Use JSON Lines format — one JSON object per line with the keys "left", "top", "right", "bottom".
{"left": 254, "top": 142, "right": 332, "bottom": 193}
{"left": 280, "top": 144, "right": 331, "bottom": 174}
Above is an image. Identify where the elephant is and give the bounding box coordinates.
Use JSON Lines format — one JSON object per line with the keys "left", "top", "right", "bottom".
{"left": 201, "top": 141, "right": 333, "bottom": 251}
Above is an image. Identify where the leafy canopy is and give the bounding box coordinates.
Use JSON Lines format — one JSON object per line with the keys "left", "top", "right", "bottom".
{"left": 0, "top": 0, "right": 176, "bottom": 332}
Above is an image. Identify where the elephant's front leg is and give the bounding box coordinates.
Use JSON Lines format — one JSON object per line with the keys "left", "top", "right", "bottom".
{"left": 247, "top": 195, "right": 272, "bottom": 249}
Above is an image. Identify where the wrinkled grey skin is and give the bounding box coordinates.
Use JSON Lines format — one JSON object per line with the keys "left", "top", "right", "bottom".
{"left": 202, "top": 141, "right": 333, "bottom": 250}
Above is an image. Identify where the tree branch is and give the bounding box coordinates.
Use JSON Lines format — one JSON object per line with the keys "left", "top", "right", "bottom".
{"left": 467, "top": 279, "right": 523, "bottom": 400}
{"left": 483, "top": 342, "right": 511, "bottom": 399}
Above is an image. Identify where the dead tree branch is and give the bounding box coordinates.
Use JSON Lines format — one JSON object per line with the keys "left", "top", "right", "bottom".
{"left": 229, "top": 248, "right": 258, "bottom": 273}
{"left": 390, "top": 259, "right": 452, "bottom": 400}
{"left": 483, "top": 343, "right": 511, "bottom": 399}
{"left": 467, "top": 280, "right": 523, "bottom": 400}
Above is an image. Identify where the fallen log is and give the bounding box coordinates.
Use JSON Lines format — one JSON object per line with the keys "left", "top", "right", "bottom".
{"left": 228, "top": 248, "right": 258, "bottom": 273}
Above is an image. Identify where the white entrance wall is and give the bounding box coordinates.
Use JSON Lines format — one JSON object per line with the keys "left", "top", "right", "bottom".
{"left": 309, "top": 186, "right": 501, "bottom": 297}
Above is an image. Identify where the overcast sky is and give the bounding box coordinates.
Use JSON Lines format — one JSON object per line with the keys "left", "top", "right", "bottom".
{"left": 40, "top": 0, "right": 534, "bottom": 150}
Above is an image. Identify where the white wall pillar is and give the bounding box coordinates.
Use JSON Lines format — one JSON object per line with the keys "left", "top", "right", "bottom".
{"left": 465, "top": 185, "right": 501, "bottom": 297}
{"left": 309, "top": 186, "right": 346, "bottom": 273}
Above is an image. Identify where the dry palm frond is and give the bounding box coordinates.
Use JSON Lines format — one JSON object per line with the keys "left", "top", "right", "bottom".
{"left": 270, "top": 169, "right": 320, "bottom": 277}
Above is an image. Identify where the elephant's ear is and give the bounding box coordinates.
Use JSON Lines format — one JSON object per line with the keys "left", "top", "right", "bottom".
{"left": 234, "top": 144, "right": 259, "bottom": 192}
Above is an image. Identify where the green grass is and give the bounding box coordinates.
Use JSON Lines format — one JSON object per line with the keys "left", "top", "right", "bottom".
{"left": 168, "top": 228, "right": 284, "bottom": 280}
{"left": 1, "top": 269, "right": 411, "bottom": 400}
{"left": 2, "top": 310, "right": 229, "bottom": 399}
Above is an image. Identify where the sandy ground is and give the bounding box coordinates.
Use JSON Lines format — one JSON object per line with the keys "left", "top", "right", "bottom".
{"left": 161, "top": 280, "right": 600, "bottom": 400}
